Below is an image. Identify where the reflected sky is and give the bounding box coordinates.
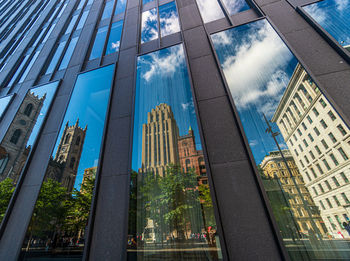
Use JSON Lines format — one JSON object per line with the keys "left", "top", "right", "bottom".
{"left": 222, "top": 0, "right": 249, "bottom": 15}
{"left": 52, "top": 65, "right": 114, "bottom": 189}
{"left": 141, "top": 8, "right": 158, "bottom": 43}
{"left": 159, "top": 2, "right": 180, "bottom": 37}
{"left": 105, "top": 20, "right": 123, "bottom": 55}
{"left": 102, "top": 0, "right": 114, "bottom": 20}
{"left": 196, "top": 0, "right": 225, "bottom": 23}
{"left": 89, "top": 26, "right": 108, "bottom": 60}
{"left": 114, "top": 0, "right": 126, "bottom": 15}
{"left": 0, "top": 95, "right": 13, "bottom": 118}
{"left": 211, "top": 19, "right": 298, "bottom": 164}
{"left": 304, "top": 0, "right": 350, "bottom": 46}
{"left": 132, "top": 44, "right": 201, "bottom": 170}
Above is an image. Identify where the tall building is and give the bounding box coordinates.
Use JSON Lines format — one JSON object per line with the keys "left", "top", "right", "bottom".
{"left": 260, "top": 150, "right": 326, "bottom": 236}
{"left": 272, "top": 64, "right": 350, "bottom": 238}
{"left": 0, "top": 0, "right": 350, "bottom": 260}
{"left": 140, "top": 103, "right": 179, "bottom": 176}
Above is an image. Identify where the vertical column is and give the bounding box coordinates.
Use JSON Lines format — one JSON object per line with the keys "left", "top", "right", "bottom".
{"left": 88, "top": 0, "right": 140, "bottom": 258}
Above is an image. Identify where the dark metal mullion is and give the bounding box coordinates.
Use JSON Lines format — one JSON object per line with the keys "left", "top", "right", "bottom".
{"left": 216, "top": 0, "right": 234, "bottom": 26}
{"left": 156, "top": 0, "right": 161, "bottom": 48}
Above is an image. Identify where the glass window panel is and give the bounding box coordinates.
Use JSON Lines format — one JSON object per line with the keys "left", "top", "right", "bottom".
{"left": 0, "top": 95, "right": 13, "bottom": 118}
{"left": 211, "top": 19, "right": 350, "bottom": 260}
{"left": 114, "top": 0, "right": 126, "bottom": 15}
{"left": 105, "top": 20, "right": 123, "bottom": 55}
{"left": 64, "top": 14, "right": 79, "bottom": 35}
{"left": 42, "top": 22, "right": 56, "bottom": 43}
{"left": 141, "top": 8, "right": 158, "bottom": 43}
{"left": 76, "top": 10, "right": 89, "bottom": 31}
{"left": 221, "top": 0, "right": 249, "bottom": 15}
{"left": 304, "top": 0, "right": 350, "bottom": 51}
{"left": 196, "top": 0, "right": 225, "bottom": 23}
{"left": 58, "top": 36, "right": 79, "bottom": 70}
{"left": 143, "top": 0, "right": 153, "bottom": 5}
{"left": 101, "top": 0, "right": 114, "bottom": 20}
{"left": 127, "top": 44, "right": 223, "bottom": 259}
{"left": 77, "top": 0, "right": 86, "bottom": 9}
{"left": 159, "top": 2, "right": 180, "bottom": 37}
{"left": 89, "top": 26, "right": 108, "bottom": 60}
{"left": 46, "top": 41, "right": 67, "bottom": 74}
{"left": 18, "top": 51, "right": 40, "bottom": 83}
{"left": 20, "top": 65, "right": 114, "bottom": 259}
{"left": 7, "top": 54, "right": 30, "bottom": 86}
{"left": 0, "top": 82, "right": 58, "bottom": 223}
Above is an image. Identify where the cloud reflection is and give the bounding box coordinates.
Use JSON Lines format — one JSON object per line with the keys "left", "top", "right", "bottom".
{"left": 141, "top": 8, "right": 158, "bottom": 43}
{"left": 221, "top": 0, "right": 249, "bottom": 15}
{"left": 196, "top": 0, "right": 224, "bottom": 23}
{"left": 159, "top": 2, "right": 180, "bottom": 37}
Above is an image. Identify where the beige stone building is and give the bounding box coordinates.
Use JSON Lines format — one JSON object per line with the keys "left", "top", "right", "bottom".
{"left": 272, "top": 63, "right": 350, "bottom": 238}
{"left": 261, "top": 150, "right": 326, "bottom": 235}
{"left": 140, "top": 103, "right": 179, "bottom": 176}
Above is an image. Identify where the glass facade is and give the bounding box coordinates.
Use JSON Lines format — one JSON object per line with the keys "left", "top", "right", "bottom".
{"left": 127, "top": 44, "right": 222, "bottom": 260}
{"left": 20, "top": 65, "right": 114, "bottom": 260}
{"left": 211, "top": 18, "right": 350, "bottom": 260}
{"left": 0, "top": 0, "right": 349, "bottom": 259}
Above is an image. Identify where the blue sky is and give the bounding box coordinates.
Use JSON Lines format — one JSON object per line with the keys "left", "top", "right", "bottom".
{"left": 132, "top": 44, "right": 202, "bottom": 171}
{"left": 211, "top": 19, "right": 298, "bottom": 165}
{"left": 304, "top": 0, "right": 350, "bottom": 47}
{"left": 51, "top": 65, "right": 114, "bottom": 190}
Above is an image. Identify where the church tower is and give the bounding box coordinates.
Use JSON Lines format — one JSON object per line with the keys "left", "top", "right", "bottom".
{"left": 140, "top": 103, "right": 179, "bottom": 176}
{"left": 0, "top": 91, "right": 45, "bottom": 182}
{"left": 52, "top": 119, "right": 87, "bottom": 191}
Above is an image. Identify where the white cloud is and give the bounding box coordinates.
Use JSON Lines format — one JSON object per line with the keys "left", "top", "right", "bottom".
{"left": 160, "top": 12, "right": 180, "bottom": 37}
{"left": 222, "top": 0, "right": 247, "bottom": 14}
{"left": 217, "top": 22, "right": 293, "bottom": 117}
{"left": 141, "top": 9, "right": 158, "bottom": 43}
{"left": 335, "top": 0, "right": 349, "bottom": 11}
{"left": 196, "top": 0, "right": 224, "bottom": 23}
{"left": 304, "top": 4, "right": 326, "bottom": 24}
{"left": 111, "top": 41, "right": 120, "bottom": 52}
{"left": 142, "top": 45, "right": 185, "bottom": 82}
{"left": 249, "top": 139, "right": 258, "bottom": 146}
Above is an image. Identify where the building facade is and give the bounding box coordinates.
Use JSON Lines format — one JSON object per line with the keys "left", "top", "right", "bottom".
{"left": 0, "top": 0, "right": 349, "bottom": 260}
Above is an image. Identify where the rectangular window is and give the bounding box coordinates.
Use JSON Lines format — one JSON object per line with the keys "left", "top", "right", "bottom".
{"left": 309, "top": 150, "right": 315, "bottom": 160}
{"left": 64, "top": 14, "right": 79, "bottom": 35}
{"left": 304, "top": 155, "right": 310, "bottom": 164}
{"left": 315, "top": 145, "right": 321, "bottom": 155}
{"left": 76, "top": 10, "right": 89, "bottom": 30}
{"left": 321, "top": 139, "right": 329, "bottom": 150}
{"left": 114, "top": 0, "right": 126, "bottom": 15}
{"left": 323, "top": 159, "right": 331, "bottom": 170}
{"left": 89, "top": 26, "right": 108, "bottom": 60}
{"left": 307, "top": 115, "right": 313, "bottom": 123}
{"left": 105, "top": 20, "right": 123, "bottom": 55}
{"left": 46, "top": 41, "right": 67, "bottom": 74}
{"left": 332, "top": 176, "right": 340, "bottom": 187}
{"left": 20, "top": 65, "right": 115, "bottom": 258}
{"left": 328, "top": 111, "right": 336, "bottom": 121}
{"left": 308, "top": 133, "right": 314, "bottom": 142}
{"left": 326, "top": 198, "right": 333, "bottom": 208}
{"left": 101, "top": 0, "right": 114, "bottom": 20}
{"left": 313, "top": 187, "right": 318, "bottom": 195}
{"left": 313, "top": 107, "right": 319, "bottom": 116}
{"left": 302, "top": 122, "right": 307, "bottom": 130}
{"left": 333, "top": 196, "right": 341, "bottom": 206}
{"left": 304, "top": 0, "right": 350, "bottom": 50}
{"left": 58, "top": 36, "right": 79, "bottom": 70}
{"left": 314, "top": 127, "right": 320, "bottom": 136}
{"left": 320, "top": 119, "right": 328, "bottom": 129}
{"left": 294, "top": 149, "right": 299, "bottom": 156}
{"left": 337, "top": 124, "right": 347, "bottom": 136}
{"left": 297, "top": 128, "right": 302, "bottom": 136}
{"left": 316, "top": 163, "right": 324, "bottom": 174}
{"left": 298, "top": 144, "right": 304, "bottom": 152}
{"left": 0, "top": 83, "right": 58, "bottom": 222}
{"left": 159, "top": 2, "right": 180, "bottom": 37}
{"left": 319, "top": 200, "right": 325, "bottom": 210}
{"left": 196, "top": 0, "right": 224, "bottom": 23}
{"left": 328, "top": 132, "right": 337, "bottom": 143}
{"left": 330, "top": 153, "right": 339, "bottom": 166}
{"left": 141, "top": 8, "right": 158, "bottom": 43}
{"left": 342, "top": 193, "right": 350, "bottom": 204}
{"left": 221, "top": 0, "right": 249, "bottom": 15}
{"left": 127, "top": 44, "right": 222, "bottom": 258}
{"left": 310, "top": 167, "right": 317, "bottom": 178}
{"left": 340, "top": 172, "right": 349, "bottom": 183}
{"left": 319, "top": 184, "right": 325, "bottom": 193}
{"left": 303, "top": 139, "right": 308, "bottom": 147}
{"left": 325, "top": 180, "right": 332, "bottom": 190}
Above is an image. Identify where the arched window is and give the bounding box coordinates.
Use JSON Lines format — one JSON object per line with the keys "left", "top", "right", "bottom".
{"left": 76, "top": 136, "right": 81, "bottom": 145}
{"left": 24, "top": 103, "right": 33, "bottom": 116}
{"left": 10, "top": 129, "right": 22, "bottom": 144}
{"left": 64, "top": 134, "right": 71, "bottom": 144}
{"left": 69, "top": 157, "right": 76, "bottom": 168}
{"left": 185, "top": 159, "right": 191, "bottom": 172}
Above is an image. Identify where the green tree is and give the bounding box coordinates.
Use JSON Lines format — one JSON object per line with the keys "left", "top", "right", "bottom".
{"left": 0, "top": 178, "right": 15, "bottom": 222}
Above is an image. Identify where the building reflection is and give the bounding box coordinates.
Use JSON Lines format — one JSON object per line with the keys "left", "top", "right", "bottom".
{"left": 129, "top": 103, "right": 220, "bottom": 260}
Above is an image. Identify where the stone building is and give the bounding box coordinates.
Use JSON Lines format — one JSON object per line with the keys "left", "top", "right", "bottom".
{"left": 272, "top": 64, "right": 350, "bottom": 237}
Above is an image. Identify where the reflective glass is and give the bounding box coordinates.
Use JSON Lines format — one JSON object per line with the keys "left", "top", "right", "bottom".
{"left": 0, "top": 82, "right": 58, "bottom": 223}
{"left": 18, "top": 51, "right": 40, "bottom": 83}
{"left": 89, "top": 26, "right": 108, "bottom": 60}
{"left": 64, "top": 14, "right": 79, "bottom": 35}
{"left": 221, "top": 0, "right": 249, "bottom": 15}
{"left": 114, "top": 0, "right": 126, "bottom": 15}
{"left": 159, "top": 2, "right": 180, "bottom": 37}
{"left": 20, "top": 65, "right": 114, "bottom": 260}
{"left": 58, "top": 36, "right": 79, "bottom": 70}
{"left": 76, "top": 10, "right": 89, "bottom": 30}
{"left": 141, "top": 8, "right": 158, "bottom": 43}
{"left": 77, "top": 0, "right": 86, "bottom": 9}
{"left": 46, "top": 41, "right": 67, "bottom": 74}
{"left": 0, "top": 95, "right": 13, "bottom": 118}
{"left": 304, "top": 0, "right": 350, "bottom": 51}
{"left": 101, "top": 0, "right": 114, "bottom": 20}
{"left": 196, "top": 0, "right": 224, "bottom": 23}
{"left": 8, "top": 54, "right": 30, "bottom": 86}
{"left": 105, "top": 20, "right": 123, "bottom": 55}
{"left": 212, "top": 18, "right": 350, "bottom": 260}
{"left": 127, "top": 44, "right": 223, "bottom": 260}
{"left": 143, "top": 0, "right": 153, "bottom": 5}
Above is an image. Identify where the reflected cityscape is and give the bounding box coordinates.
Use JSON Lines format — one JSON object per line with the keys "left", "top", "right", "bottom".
{"left": 19, "top": 65, "right": 114, "bottom": 260}
{"left": 212, "top": 19, "right": 350, "bottom": 260}
{"left": 128, "top": 45, "right": 222, "bottom": 260}
{"left": 0, "top": 83, "right": 57, "bottom": 224}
